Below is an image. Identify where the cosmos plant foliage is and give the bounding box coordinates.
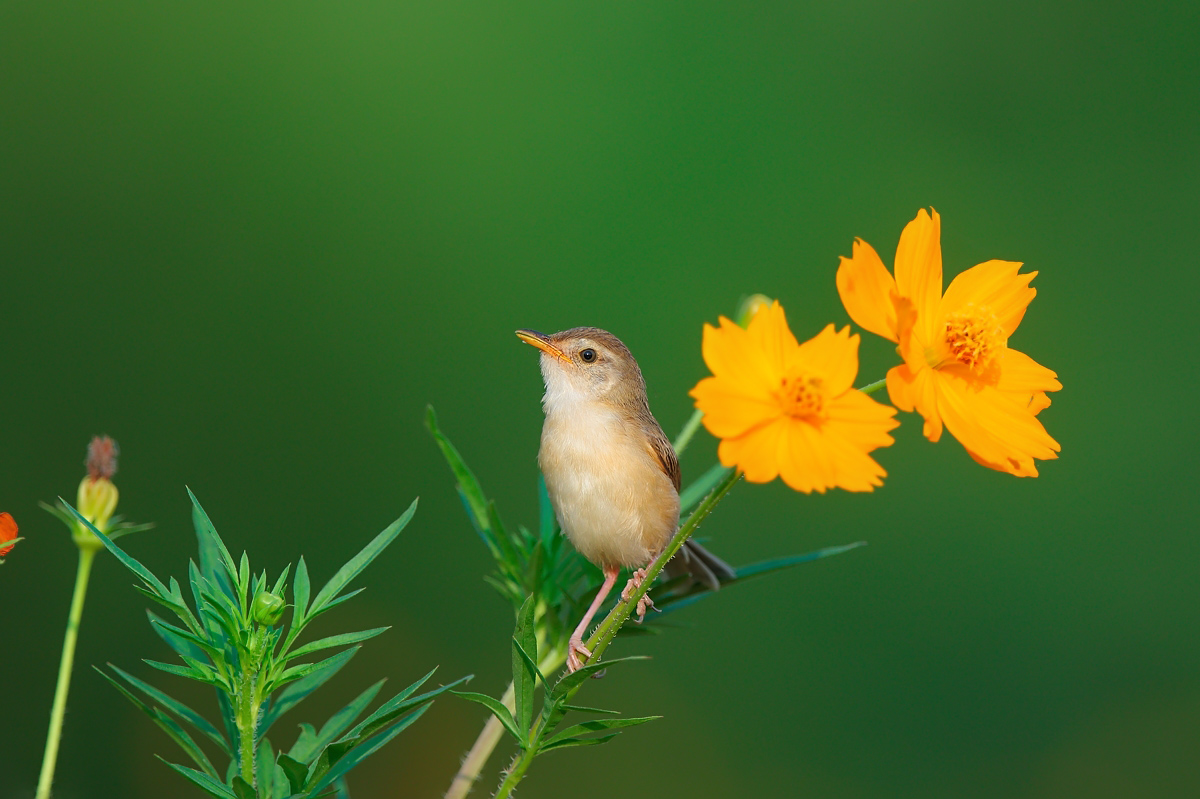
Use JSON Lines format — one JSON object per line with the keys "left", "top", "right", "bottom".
{"left": 67, "top": 493, "right": 469, "bottom": 799}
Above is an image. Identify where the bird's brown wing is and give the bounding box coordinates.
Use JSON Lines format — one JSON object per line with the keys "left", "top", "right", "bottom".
{"left": 643, "top": 423, "right": 682, "bottom": 492}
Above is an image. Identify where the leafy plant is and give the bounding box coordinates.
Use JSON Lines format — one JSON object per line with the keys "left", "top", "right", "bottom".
{"left": 66, "top": 491, "right": 470, "bottom": 799}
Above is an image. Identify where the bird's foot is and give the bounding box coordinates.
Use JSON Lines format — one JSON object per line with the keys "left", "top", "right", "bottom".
{"left": 566, "top": 635, "right": 592, "bottom": 673}
{"left": 621, "top": 568, "right": 660, "bottom": 623}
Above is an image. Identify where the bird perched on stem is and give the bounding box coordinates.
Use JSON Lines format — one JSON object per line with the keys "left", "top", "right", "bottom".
{"left": 517, "top": 327, "right": 734, "bottom": 672}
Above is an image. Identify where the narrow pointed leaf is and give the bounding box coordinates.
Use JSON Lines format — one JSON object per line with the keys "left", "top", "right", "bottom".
{"left": 107, "top": 664, "right": 230, "bottom": 755}
{"left": 259, "top": 646, "right": 359, "bottom": 733}
{"left": 348, "top": 675, "right": 471, "bottom": 741}
{"left": 511, "top": 596, "right": 537, "bottom": 734}
{"left": 307, "top": 705, "right": 431, "bottom": 794}
{"left": 538, "top": 733, "right": 620, "bottom": 752}
{"left": 450, "top": 691, "right": 522, "bottom": 743}
{"left": 275, "top": 646, "right": 363, "bottom": 689}
{"left": 98, "top": 668, "right": 219, "bottom": 777}
{"left": 143, "top": 659, "right": 208, "bottom": 682}
{"left": 542, "top": 716, "right": 660, "bottom": 748}
{"left": 538, "top": 474, "right": 557, "bottom": 546}
{"left": 230, "top": 775, "right": 255, "bottom": 799}
{"left": 293, "top": 556, "right": 311, "bottom": 623}
{"left": 297, "top": 679, "right": 386, "bottom": 762}
{"left": 60, "top": 501, "right": 170, "bottom": 596}
{"left": 309, "top": 500, "right": 416, "bottom": 616}
{"left": 551, "top": 655, "right": 649, "bottom": 699}
{"left": 147, "top": 610, "right": 207, "bottom": 662}
{"left": 560, "top": 704, "right": 622, "bottom": 716}
{"left": 157, "top": 759, "right": 238, "bottom": 799}
{"left": 284, "top": 627, "right": 390, "bottom": 661}
{"left": 425, "top": 406, "right": 490, "bottom": 532}
{"left": 188, "top": 487, "right": 238, "bottom": 600}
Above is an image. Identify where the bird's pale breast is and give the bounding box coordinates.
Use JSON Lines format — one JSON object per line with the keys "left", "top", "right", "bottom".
{"left": 538, "top": 399, "right": 679, "bottom": 571}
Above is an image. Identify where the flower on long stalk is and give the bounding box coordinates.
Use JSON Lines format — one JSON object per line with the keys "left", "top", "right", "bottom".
{"left": 690, "top": 301, "right": 898, "bottom": 493}
{"left": 836, "top": 208, "right": 1061, "bottom": 476}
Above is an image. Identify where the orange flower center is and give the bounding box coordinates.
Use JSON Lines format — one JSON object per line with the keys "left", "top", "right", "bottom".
{"left": 777, "top": 368, "right": 826, "bottom": 419}
{"left": 942, "top": 306, "right": 1005, "bottom": 371}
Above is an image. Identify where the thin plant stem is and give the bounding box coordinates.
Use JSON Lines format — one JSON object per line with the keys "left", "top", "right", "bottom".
{"left": 445, "top": 651, "right": 564, "bottom": 799}
{"left": 491, "top": 468, "right": 741, "bottom": 799}
{"left": 672, "top": 408, "right": 704, "bottom": 456}
{"left": 858, "top": 378, "right": 886, "bottom": 395}
{"left": 36, "top": 547, "right": 97, "bottom": 799}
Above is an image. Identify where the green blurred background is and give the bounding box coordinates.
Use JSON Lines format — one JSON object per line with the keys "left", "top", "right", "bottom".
{"left": 3, "top": 1, "right": 1197, "bottom": 797}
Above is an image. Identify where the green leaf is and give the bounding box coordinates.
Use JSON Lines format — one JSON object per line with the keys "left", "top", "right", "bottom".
{"left": 425, "top": 406, "right": 490, "bottom": 532}
{"left": 147, "top": 610, "right": 207, "bottom": 662}
{"left": 97, "top": 668, "right": 219, "bottom": 777}
{"left": 107, "top": 664, "right": 230, "bottom": 755}
{"left": 285, "top": 627, "right": 390, "bottom": 662}
{"left": 550, "top": 655, "right": 649, "bottom": 700}
{"left": 230, "top": 775, "right": 255, "bottom": 799}
{"left": 290, "top": 680, "right": 386, "bottom": 764}
{"left": 538, "top": 733, "right": 620, "bottom": 752}
{"left": 259, "top": 647, "right": 359, "bottom": 733}
{"left": 306, "top": 705, "right": 431, "bottom": 794}
{"left": 348, "top": 674, "right": 471, "bottom": 741}
{"left": 157, "top": 758, "right": 238, "bottom": 799}
{"left": 679, "top": 463, "right": 733, "bottom": 512}
{"left": 308, "top": 500, "right": 417, "bottom": 618}
{"left": 542, "top": 716, "right": 660, "bottom": 749}
{"left": 188, "top": 488, "right": 238, "bottom": 599}
{"left": 451, "top": 691, "right": 522, "bottom": 743}
{"left": 293, "top": 556, "right": 311, "bottom": 622}
{"left": 60, "top": 500, "right": 171, "bottom": 597}
{"left": 256, "top": 737, "right": 275, "bottom": 798}
{"left": 276, "top": 645, "right": 363, "bottom": 688}
{"left": 143, "top": 659, "right": 209, "bottom": 682}
{"left": 511, "top": 595, "right": 537, "bottom": 736}
{"left": 277, "top": 754, "right": 308, "bottom": 794}
{"left": 560, "top": 704, "right": 622, "bottom": 716}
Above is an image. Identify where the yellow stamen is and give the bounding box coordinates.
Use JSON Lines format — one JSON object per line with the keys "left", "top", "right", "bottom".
{"left": 777, "top": 368, "right": 826, "bottom": 419}
{"left": 941, "top": 306, "right": 1005, "bottom": 372}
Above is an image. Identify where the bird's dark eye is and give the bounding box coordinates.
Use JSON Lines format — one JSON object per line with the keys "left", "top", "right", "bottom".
{"left": 579, "top": 348, "right": 597, "bottom": 363}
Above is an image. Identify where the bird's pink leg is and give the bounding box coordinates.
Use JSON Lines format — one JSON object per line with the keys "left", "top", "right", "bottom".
{"left": 567, "top": 566, "right": 620, "bottom": 673}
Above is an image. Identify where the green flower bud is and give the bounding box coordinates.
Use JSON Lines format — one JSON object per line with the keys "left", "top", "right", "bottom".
{"left": 252, "top": 591, "right": 286, "bottom": 626}
{"left": 736, "top": 294, "right": 774, "bottom": 327}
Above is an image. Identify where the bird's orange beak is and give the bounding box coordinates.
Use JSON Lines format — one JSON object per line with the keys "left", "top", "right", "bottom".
{"left": 516, "top": 329, "right": 571, "bottom": 364}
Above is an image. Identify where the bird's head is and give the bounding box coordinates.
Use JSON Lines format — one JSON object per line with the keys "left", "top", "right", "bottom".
{"left": 516, "top": 327, "right": 647, "bottom": 409}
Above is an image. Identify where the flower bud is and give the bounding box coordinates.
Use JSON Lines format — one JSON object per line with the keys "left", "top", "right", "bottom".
{"left": 252, "top": 591, "right": 286, "bottom": 626}
{"left": 75, "top": 475, "right": 119, "bottom": 550}
{"left": 736, "top": 294, "right": 774, "bottom": 327}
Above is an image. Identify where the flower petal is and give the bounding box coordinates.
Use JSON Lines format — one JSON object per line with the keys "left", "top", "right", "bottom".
{"left": 888, "top": 363, "right": 943, "bottom": 442}
{"left": 824, "top": 389, "right": 900, "bottom": 451}
{"left": 791, "top": 324, "right": 859, "bottom": 396}
{"left": 691, "top": 376, "right": 782, "bottom": 439}
{"left": 700, "top": 316, "right": 779, "bottom": 397}
{"left": 994, "top": 347, "right": 1062, "bottom": 394}
{"left": 745, "top": 301, "right": 800, "bottom": 376}
{"left": 935, "top": 371, "right": 1060, "bottom": 477}
{"left": 717, "top": 418, "right": 787, "bottom": 483}
{"left": 939, "top": 259, "right": 1036, "bottom": 338}
{"left": 837, "top": 238, "right": 899, "bottom": 342}
{"left": 776, "top": 420, "right": 837, "bottom": 493}
{"left": 893, "top": 208, "right": 943, "bottom": 345}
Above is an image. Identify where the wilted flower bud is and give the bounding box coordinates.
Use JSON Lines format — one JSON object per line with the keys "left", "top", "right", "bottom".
{"left": 74, "top": 436, "right": 121, "bottom": 550}
{"left": 736, "top": 294, "right": 774, "bottom": 327}
{"left": 252, "top": 591, "right": 286, "bottom": 626}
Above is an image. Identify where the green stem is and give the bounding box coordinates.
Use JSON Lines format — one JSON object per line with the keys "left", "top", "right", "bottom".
{"left": 36, "top": 547, "right": 97, "bottom": 799}
{"left": 492, "top": 469, "right": 741, "bottom": 799}
{"left": 446, "top": 648, "right": 564, "bottom": 799}
{"left": 672, "top": 408, "right": 705, "bottom": 456}
{"left": 858, "top": 378, "right": 886, "bottom": 395}
{"left": 236, "top": 655, "right": 258, "bottom": 785}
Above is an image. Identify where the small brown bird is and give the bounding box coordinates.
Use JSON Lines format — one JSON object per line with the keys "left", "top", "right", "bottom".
{"left": 517, "top": 326, "right": 734, "bottom": 672}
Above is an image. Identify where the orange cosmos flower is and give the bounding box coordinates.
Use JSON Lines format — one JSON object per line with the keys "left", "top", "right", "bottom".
{"left": 836, "top": 208, "right": 1061, "bottom": 476}
{"left": 0, "top": 512, "right": 18, "bottom": 557}
{"left": 690, "top": 302, "right": 899, "bottom": 493}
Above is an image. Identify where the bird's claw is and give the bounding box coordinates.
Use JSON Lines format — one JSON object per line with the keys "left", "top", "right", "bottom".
{"left": 567, "top": 635, "right": 592, "bottom": 673}
{"left": 621, "top": 568, "right": 660, "bottom": 623}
